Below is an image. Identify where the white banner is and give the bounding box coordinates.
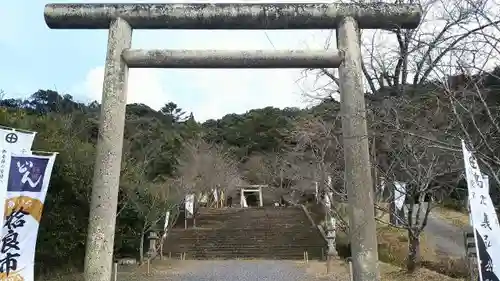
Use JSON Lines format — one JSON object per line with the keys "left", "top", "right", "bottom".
{"left": 380, "top": 178, "right": 386, "bottom": 195}
{"left": 241, "top": 194, "right": 248, "bottom": 208}
{"left": 462, "top": 140, "right": 500, "bottom": 281}
{"left": 324, "top": 191, "right": 332, "bottom": 209}
{"left": 0, "top": 152, "right": 57, "bottom": 281}
{"left": 213, "top": 189, "right": 218, "bottom": 202}
{"left": 0, "top": 128, "right": 37, "bottom": 247}
{"left": 394, "top": 181, "right": 407, "bottom": 211}
{"left": 0, "top": 128, "right": 36, "bottom": 154}
{"left": 185, "top": 194, "right": 194, "bottom": 218}
{"left": 162, "top": 211, "right": 170, "bottom": 238}
{"left": 314, "top": 182, "right": 319, "bottom": 202}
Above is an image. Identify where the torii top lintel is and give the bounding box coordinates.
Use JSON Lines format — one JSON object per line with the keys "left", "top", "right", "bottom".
{"left": 44, "top": 3, "right": 422, "bottom": 30}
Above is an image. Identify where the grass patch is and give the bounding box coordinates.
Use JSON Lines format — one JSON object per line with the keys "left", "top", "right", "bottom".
{"left": 41, "top": 259, "right": 181, "bottom": 281}
{"left": 335, "top": 221, "right": 468, "bottom": 278}
{"left": 299, "top": 259, "right": 465, "bottom": 281}
{"left": 433, "top": 207, "right": 470, "bottom": 228}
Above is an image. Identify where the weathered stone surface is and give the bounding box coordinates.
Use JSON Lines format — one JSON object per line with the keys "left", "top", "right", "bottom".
{"left": 44, "top": 3, "right": 422, "bottom": 30}
{"left": 83, "top": 17, "right": 131, "bottom": 281}
{"left": 337, "top": 17, "right": 380, "bottom": 281}
{"left": 165, "top": 207, "right": 326, "bottom": 259}
{"left": 122, "top": 49, "right": 342, "bottom": 69}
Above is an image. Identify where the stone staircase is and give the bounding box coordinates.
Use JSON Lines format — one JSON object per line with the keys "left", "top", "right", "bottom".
{"left": 163, "top": 206, "right": 326, "bottom": 259}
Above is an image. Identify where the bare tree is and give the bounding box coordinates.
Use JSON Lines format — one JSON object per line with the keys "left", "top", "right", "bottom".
{"left": 293, "top": 0, "right": 500, "bottom": 272}
{"left": 289, "top": 115, "right": 343, "bottom": 189}
{"left": 177, "top": 138, "right": 244, "bottom": 207}
{"left": 443, "top": 67, "right": 500, "bottom": 190}
{"left": 375, "top": 131, "right": 461, "bottom": 271}
{"left": 366, "top": 89, "right": 465, "bottom": 271}
{"left": 242, "top": 151, "right": 305, "bottom": 189}
{"left": 287, "top": 114, "right": 352, "bottom": 231}
{"left": 299, "top": 0, "right": 500, "bottom": 102}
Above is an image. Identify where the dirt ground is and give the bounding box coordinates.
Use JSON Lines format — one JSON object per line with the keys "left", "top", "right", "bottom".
{"left": 43, "top": 259, "right": 466, "bottom": 281}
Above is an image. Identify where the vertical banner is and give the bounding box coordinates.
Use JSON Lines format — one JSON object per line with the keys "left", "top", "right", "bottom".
{"left": 379, "top": 177, "right": 386, "bottom": 199}
{"left": 394, "top": 181, "right": 407, "bottom": 211}
{"left": 462, "top": 140, "right": 500, "bottom": 281}
{"left": 0, "top": 152, "right": 57, "bottom": 281}
{"left": 185, "top": 194, "right": 194, "bottom": 218}
{"left": 162, "top": 211, "right": 170, "bottom": 239}
{"left": 0, "top": 128, "right": 36, "bottom": 154}
{"left": 213, "top": 189, "right": 218, "bottom": 203}
{"left": 314, "top": 182, "right": 319, "bottom": 203}
{"left": 0, "top": 128, "right": 36, "bottom": 230}
{"left": 324, "top": 191, "right": 331, "bottom": 208}
{"left": 241, "top": 194, "right": 248, "bottom": 208}
{"left": 219, "top": 190, "right": 224, "bottom": 207}
{"left": 392, "top": 181, "right": 407, "bottom": 226}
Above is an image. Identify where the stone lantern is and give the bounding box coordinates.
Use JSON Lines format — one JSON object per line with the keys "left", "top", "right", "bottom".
{"left": 147, "top": 231, "right": 159, "bottom": 258}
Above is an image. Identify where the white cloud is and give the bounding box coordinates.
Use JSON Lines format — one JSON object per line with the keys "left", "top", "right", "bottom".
{"left": 83, "top": 66, "right": 172, "bottom": 110}
{"left": 186, "top": 69, "right": 304, "bottom": 121}
{"left": 74, "top": 0, "right": 339, "bottom": 121}
{"left": 79, "top": 28, "right": 334, "bottom": 121}
{"left": 82, "top": 66, "right": 309, "bottom": 121}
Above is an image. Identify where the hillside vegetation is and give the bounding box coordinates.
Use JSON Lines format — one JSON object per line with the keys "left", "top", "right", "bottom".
{"left": 0, "top": 68, "right": 499, "bottom": 276}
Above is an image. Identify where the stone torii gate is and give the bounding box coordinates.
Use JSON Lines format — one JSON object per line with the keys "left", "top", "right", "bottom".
{"left": 44, "top": 3, "right": 421, "bottom": 281}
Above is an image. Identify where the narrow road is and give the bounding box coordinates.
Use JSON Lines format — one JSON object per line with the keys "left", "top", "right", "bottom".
{"left": 425, "top": 212, "right": 465, "bottom": 257}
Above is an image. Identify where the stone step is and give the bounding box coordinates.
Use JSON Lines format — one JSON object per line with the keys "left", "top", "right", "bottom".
{"left": 166, "top": 240, "right": 324, "bottom": 247}
{"left": 164, "top": 206, "right": 326, "bottom": 260}
{"left": 165, "top": 248, "right": 324, "bottom": 259}
{"left": 167, "top": 254, "right": 317, "bottom": 260}
{"left": 167, "top": 236, "right": 321, "bottom": 243}
{"left": 166, "top": 235, "right": 321, "bottom": 243}
{"left": 167, "top": 240, "right": 325, "bottom": 247}
{"left": 169, "top": 227, "right": 317, "bottom": 233}
{"left": 168, "top": 245, "right": 325, "bottom": 251}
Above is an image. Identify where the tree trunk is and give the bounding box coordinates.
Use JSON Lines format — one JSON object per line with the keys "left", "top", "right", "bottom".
{"left": 407, "top": 231, "right": 420, "bottom": 272}
{"left": 139, "top": 230, "right": 145, "bottom": 264}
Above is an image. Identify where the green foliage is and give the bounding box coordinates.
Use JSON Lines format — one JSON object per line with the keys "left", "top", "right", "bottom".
{"left": 0, "top": 91, "right": 309, "bottom": 275}
{"left": 0, "top": 93, "right": 200, "bottom": 275}
{"left": 202, "top": 106, "right": 302, "bottom": 159}
{"left": 1, "top": 67, "right": 499, "bottom": 277}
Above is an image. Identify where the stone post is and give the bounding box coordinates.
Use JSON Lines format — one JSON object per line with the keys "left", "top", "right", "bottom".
{"left": 83, "top": 17, "right": 132, "bottom": 281}
{"left": 337, "top": 16, "right": 380, "bottom": 281}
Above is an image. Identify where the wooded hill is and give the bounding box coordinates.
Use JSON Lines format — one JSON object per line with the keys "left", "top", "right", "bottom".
{"left": 0, "top": 67, "right": 499, "bottom": 275}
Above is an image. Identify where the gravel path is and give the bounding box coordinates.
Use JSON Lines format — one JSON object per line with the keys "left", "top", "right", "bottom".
{"left": 166, "top": 260, "right": 310, "bottom": 281}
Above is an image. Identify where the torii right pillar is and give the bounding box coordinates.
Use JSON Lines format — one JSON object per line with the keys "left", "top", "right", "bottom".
{"left": 337, "top": 16, "right": 380, "bottom": 281}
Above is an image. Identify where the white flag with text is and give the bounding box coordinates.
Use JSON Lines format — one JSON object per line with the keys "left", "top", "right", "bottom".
{"left": 462, "top": 140, "right": 500, "bottom": 281}
{"left": 0, "top": 128, "right": 36, "bottom": 230}
{"left": 185, "top": 194, "right": 195, "bottom": 218}
{"left": 0, "top": 152, "right": 57, "bottom": 281}
{"left": 394, "top": 181, "right": 407, "bottom": 211}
